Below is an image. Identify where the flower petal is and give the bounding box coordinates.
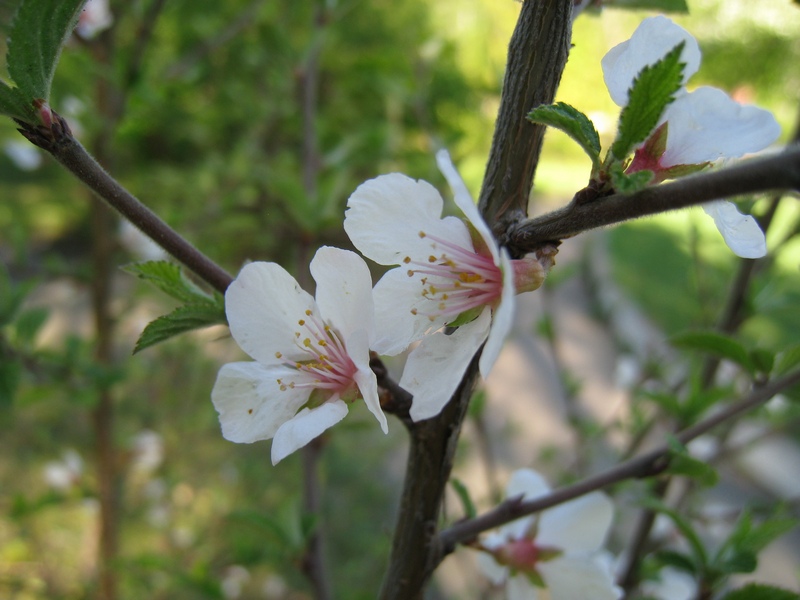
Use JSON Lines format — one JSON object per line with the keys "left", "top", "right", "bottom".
{"left": 661, "top": 87, "right": 781, "bottom": 166}
{"left": 310, "top": 246, "right": 375, "bottom": 342}
{"left": 211, "top": 361, "right": 308, "bottom": 443}
{"left": 538, "top": 491, "right": 614, "bottom": 553}
{"left": 371, "top": 267, "right": 448, "bottom": 356}
{"left": 501, "top": 468, "right": 550, "bottom": 540}
{"left": 703, "top": 200, "right": 767, "bottom": 259}
{"left": 601, "top": 16, "right": 700, "bottom": 106}
{"left": 402, "top": 308, "right": 492, "bottom": 421}
{"left": 271, "top": 400, "right": 349, "bottom": 464}
{"left": 480, "top": 249, "right": 516, "bottom": 378}
{"left": 226, "top": 261, "right": 317, "bottom": 365}
{"left": 436, "top": 149, "right": 500, "bottom": 264}
{"left": 476, "top": 550, "right": 510, "bottom": 586}
{"left": 539, "top": 555, "right": 622, "bottom": 600}
{"left": 348, "top": 328, "right": 388, "bottom": 433}
{"left": 344, "top": 173, "right": 473, "bottom": 265}
{"left": 508, "top": 574, "right": 541, "bottom": 600}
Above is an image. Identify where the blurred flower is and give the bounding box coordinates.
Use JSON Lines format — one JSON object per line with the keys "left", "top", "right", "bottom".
{"left": 212, "top": 246, "right": 386, "bottom": 464}
{"left": 477, "top": 469, "right": 621, "bottom": 600}
{"left": 602, "top": 16, "right": 781, "bottom": 259}
{"left": 131, "top": 429, "right": 164, "bottom": 473}
{"left": 75, "top": 0, "right": 113, "bottom": 39}
{"left": 43, "top": 449, "right": 83, "bottom": 491}
{"left": 345, "top": 151, "right": 552, "bottom": 421}
{"left": 221, "top": 565, "right": 251, "bottom": 599}
{"left": 3, "top": 140, "right": 42, "bottom": 171}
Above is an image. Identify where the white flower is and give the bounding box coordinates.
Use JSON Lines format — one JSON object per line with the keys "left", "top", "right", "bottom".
{"left": 43, "top": 449, "right": 84, "bottom": 491}
{"left": 344, "top": 151, "right": 548, "bottom": 421}
{"left": 477, "top": 469, "right": 621, "bottom": 600}
{"left": 3, "top": 140, "right": 42, "bottom": 171}
{"left": 211, "top": 246, "right": 387, "bottom": 464}
{"left": 602, "top": 16, "right": 781, "bottom": 259}
{"left": 76, "top": 0, "right": 114, "bottom": 39}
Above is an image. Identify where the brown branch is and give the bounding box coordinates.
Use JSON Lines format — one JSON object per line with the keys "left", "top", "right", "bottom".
{"left": 434, "top": 369, "right": 800, "bottom": 560}
{"left": 378, "top": 2, "right": 575, "bottom": 597}
{"left": 17, "top": 116, "right": 234, "bottom": 294}
{"left": 508, "top": 146, "right": 800, "bottom": 253}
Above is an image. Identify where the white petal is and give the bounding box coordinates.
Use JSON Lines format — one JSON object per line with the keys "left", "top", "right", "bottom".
{"left": 436, "top": 149, "right": 500, "bottom": 264}
{"left": 540, "top": 556, "right": 622, "bottom": 600}
{"left": 601, "top": 16, "right": 700, "bottom": 106}
{"left": 476, "top": 551, "right": 509, "bottom": 586}
{"left": 271, "top": 401, "right": 349, "bottom": 464}
{"left": 538, "top": 492, "right": 614, "bottom": 553}
{"left": 703, "top": 200, "right": 767, "bottom": 259}
{"left": 211, "top": 362, "right": 308, "bottom": 443}
{"left": 507, "top": 574, "right": 541, "bottom": 600}
{"left": 348, "top": 328, "right": 389, "bottom": 433}
{"left": 226, "top": 262, "right": 316, "bottom": 365}
{"left": 310, "top": 246, "right": 375, "bottom": 342}
{"left": 344, "top": 173, "right": 473, "bottom": 265}
{"left": 480, "top": 249, "right": 516, "bottom": 378}
{"left": 403, "top": 309, "right": 492, "bottom": 421}
{"left": 501, "top": 469, "right": 550, "bottom": 540}
{"left": 662, "top": 88, "right": 781, "bottom": 166}
{"left": 371, "top": 268, "right": 447, "bottom": 356}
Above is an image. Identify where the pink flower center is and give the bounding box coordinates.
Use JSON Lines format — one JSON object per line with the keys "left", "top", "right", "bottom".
{"left": 403, "top": 231, "right": 503, "bottom": 323}
{"left": 274, "top": 309, "right": 358, "bottom": 396}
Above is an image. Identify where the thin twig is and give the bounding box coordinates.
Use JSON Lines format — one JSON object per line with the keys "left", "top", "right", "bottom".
{"left": 434, "top": 369, "right": 800, "bottom": 560}
{"left": 508, "top": 146, "right": 800, "bottom": 252}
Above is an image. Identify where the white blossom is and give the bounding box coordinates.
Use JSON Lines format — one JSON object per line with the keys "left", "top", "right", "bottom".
{"left": 211, "top": 246, "right": 386, "bottom": 464}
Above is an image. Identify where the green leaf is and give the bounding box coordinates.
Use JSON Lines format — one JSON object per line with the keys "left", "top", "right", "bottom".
{"left": 665, "top": 436, "right": 719, "bottom": 485}
{"left": 749, "top": 348, "right": 775, "bottom": 375}
{"left": 6, "top": 0, "right": 86, "bottom": 102}
{"left": 609, "top": 162, "right": 654, "bottom": 194}
{"left": 449, "top": 478, "right": 477, "bottom": 519}
{"left": 670, "top": 331, "right": 755, "bottom": 374}
{"left": 610, "top": 42, "right": 686, "bottom": 160}
{"left": 774, "top": 344, "right": 800, "bottom": 376}
{"left": 13, "top": 307, "right": 49, "bottom": 345}
{"left": 653, "top": 549, "right": 698, "bottom": 575}
{"left": 605, "top": 0, "right": 689, "bottom": 12}
{"left": 0, "top": 79, "right": 35, "bottom": 121}
{"left": 0, "top": 358, "right": 21, "bottom": 409}
{"left": 133, "top": 303, "right": 227, "bottom": 354}
{"left": 722, "top": 584, "right": 800, "bottom": 600}
{"left": 641, "top": 497, "right": 709, "bottom": 569}
{"left": 527, "top": 102, "right": 601, "bottom": 170}
{"left": 715, "top": 549, "right": 757, "bottom": 575}
{"left": 122, "top": 261, "right": 216, "bottom": 304}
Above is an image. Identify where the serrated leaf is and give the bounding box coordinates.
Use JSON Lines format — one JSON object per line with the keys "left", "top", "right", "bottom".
{"left": 606, "top": 0, "right": 689, "bottom": 12}
{"left": 527, "top": 102, "right": 601, "bottom": 170}
{"left": 0, "top": 79, "right": 35, "bottom": 121}
{"left": 133, "top": 303, "right": 227, "bottom": 354}
{"left": 722, "top": 583, "right": 800, "bottom": 600}
{"left": 774, "top": 344, "right": 800, "bottom": 376}
{"left": 609, "top": 162, "right": 654, "bottom": 194}
{"left": 7, "top": 0, "right": 86, "bottom": 102}
{"left": 611, "top": 42, "right": 686, "bottom": 160}
{"left": 715, "top": 549, "right": 757, "bottom": 574}
{"left": 122, "top": 261, "right": 215, "bottom": 304}
{"left": 670, "top": 331, "right": 755, "bottom": 374}
{"left": 450, "top": 478, "right": 477, "bottom": 519}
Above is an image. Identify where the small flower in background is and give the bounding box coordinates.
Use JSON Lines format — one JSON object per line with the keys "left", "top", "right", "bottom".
{"left": 345, "top": 151, "right": 554, "bottom": 421}
{"left": 3, "top": 140, "right": 42, "bottom": 171}
{"left": 221, "top": 565, "right": 251, "bottom": 600}
{"left": 131, "top": 429, "right": 165, "bottom": 474}
{"left": 477, "top": 469, "right": 621, "bottom": 600}
{"left": 602, "top": 16, "right": 781, "bottom": 259}
{"left": 43, "top": 449, "right": 84, "bottom": 491}
{"left": 212, "top": 246, "right": 387, "bottom": 465}
{"left": 75, "top": 0, "right": 113, "bottom": 40}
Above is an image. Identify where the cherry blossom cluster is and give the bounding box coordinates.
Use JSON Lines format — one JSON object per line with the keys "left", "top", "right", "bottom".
{"left": 208, "top": 15, "right": 781, "bottom": 599}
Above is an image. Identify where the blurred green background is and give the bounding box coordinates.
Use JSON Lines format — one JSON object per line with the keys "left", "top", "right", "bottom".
{"left": 1, "top": 0, "right": 798, "bottom": 598}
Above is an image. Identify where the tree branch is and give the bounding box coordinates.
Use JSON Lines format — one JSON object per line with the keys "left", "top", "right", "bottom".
{"left": 17, "top": 116, "right": 234, "bottom": 294}
{"left": 508, "top": 146, "right": 800, "bottom": 252}
{"left": 378, "top": 2, "right": 575, "bottom": 597}
{"left": 434, "top": 369, "right": 800, "bottom": 560}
